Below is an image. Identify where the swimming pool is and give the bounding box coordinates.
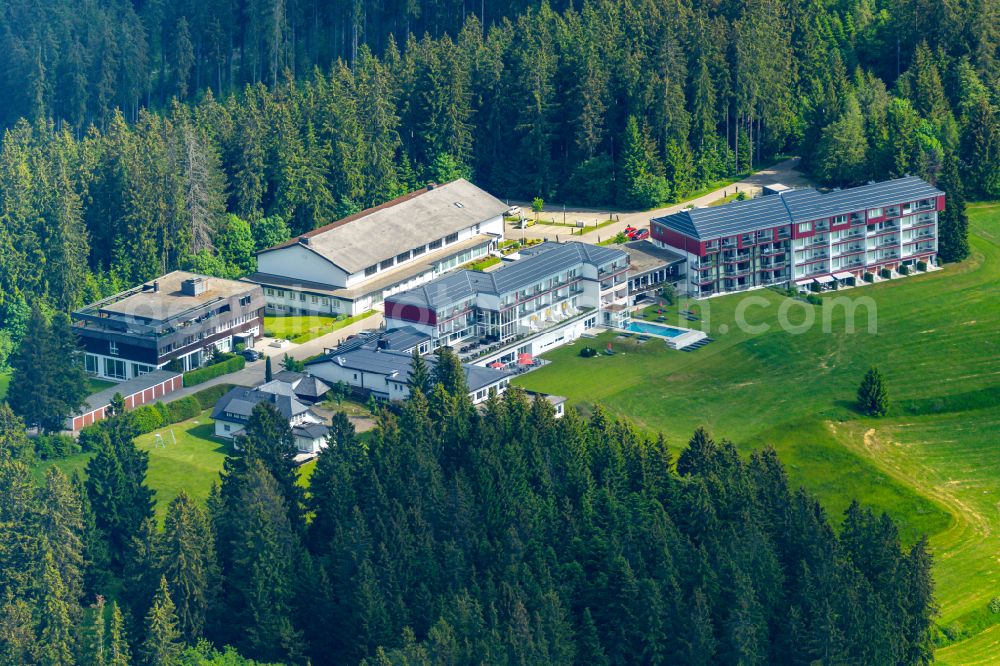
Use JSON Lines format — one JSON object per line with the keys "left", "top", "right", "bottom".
{"left": 623, "top": 321, "right": 687, "bottom": 338}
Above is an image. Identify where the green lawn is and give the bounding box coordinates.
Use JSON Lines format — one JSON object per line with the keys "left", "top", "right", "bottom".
{"left": 264, "top": 311, "right": 375, "bottom": 343}
{"left": 86, "top": 378, "right": 116, "bottom": 394}
{"left": 519, "top": 202, "right": 1000, "bottom": 657}
{"left": 134, "top": 410, "right": 232, "bottom": 521}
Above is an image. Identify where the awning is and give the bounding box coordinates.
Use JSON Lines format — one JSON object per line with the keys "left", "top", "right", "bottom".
{"left": 814, "top": 275, "right": 835, "bottom": 284}
{"left": 833, "top": 271, "right": 854, "bottom": 280}
{"left": 794, "top": 279, "right": 812, "bottom": 287}
{"left": 517, "top": 353, "right": 534, "bottom": 366}
{"left": 488, "top": 361, "right": 505, "bottom": 369}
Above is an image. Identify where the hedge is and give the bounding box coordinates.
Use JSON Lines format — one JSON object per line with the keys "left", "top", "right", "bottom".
{"left": 899, "top": 265, "right": 910, "bottom": 275}
{"left": 916, "top": 260, "right": 928, "bottom": 271}
{"left": 183, "top": 355, "right": 245, "bottom": 387}
{"left": 76, "top": 383, "right": 238, "bottom": 443}
{"left": 880, "top": 268, "right": 892, "bottom": 279}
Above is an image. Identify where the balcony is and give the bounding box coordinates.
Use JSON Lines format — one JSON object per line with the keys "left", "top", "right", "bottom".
{"left": 796, "top": 250, "right": 829, "bottom": 262}
{"left": 762, "top": 261, "right": 787, "bottom": 270}
{"left": 722, "top": 252, "right": 752, "bottom": 263}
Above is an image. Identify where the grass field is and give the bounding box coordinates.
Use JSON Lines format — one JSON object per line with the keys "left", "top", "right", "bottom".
{"left": 518, "top": 203, "right": 1000, "bottom": 657}
{"left": 264, "top": 311, "right": 375, "bottom": 343}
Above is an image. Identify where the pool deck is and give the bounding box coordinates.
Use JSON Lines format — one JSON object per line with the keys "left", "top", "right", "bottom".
{"left": 619, "top": 322, "right": 707, "bottom": 350}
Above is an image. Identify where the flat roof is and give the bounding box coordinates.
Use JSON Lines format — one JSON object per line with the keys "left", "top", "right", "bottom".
{"left": 653, "top": 176, "right": 943, "bottom": 241}
{"left": 621, "top": 240, "right": 685, "bottom": 275}
{"left": 80, "top": 271, "right": 258, "bottom": 324}
{"left": 261, "top": 179, "right": 508, "bottom": 274}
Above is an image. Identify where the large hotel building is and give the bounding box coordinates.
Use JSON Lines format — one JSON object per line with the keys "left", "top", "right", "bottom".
{"left": 651, "top": 176, "right": 944, "bottom": 298}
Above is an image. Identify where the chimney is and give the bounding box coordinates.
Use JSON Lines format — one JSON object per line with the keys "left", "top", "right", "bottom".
{"left": 153, "top": 280, "right": 159, "bottom": 293}
{"left": 299, "top": 235, "right": 311, "bottom": 245}
{"left": 181, "top": 277, "right": 207, "bottom": 297}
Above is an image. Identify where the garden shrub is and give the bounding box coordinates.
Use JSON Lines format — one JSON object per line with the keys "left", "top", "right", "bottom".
{"left": 78, "top": 425, "right": 106, "bottom": 452}
{"left": 167, "top": 395, "right": 201, "bottom": 422}
{"left": 34, "top": 434, "right": 80, "bottom": 460}
{"left": 580, "top": 347, "right": 598, "bottom": 358}
{"left": 863, "top": 272, "right": 874, "bottom": 282}
{"left": 880, "top": 268, "right": 892, "bottom": 279}
{"left": 806, "top": 294, "right": 823, "bottom": 305}
{"left": 183, "top": 355, "right": 245, "bottom": 386}
{"left": 916, "top": 260, "right": 927, "bottom": 271}
{"left": 131, "top": 404, "right": 165, "bottom": 433}
{"left": 899, "top": 265, "right": 910, "bottom": 275}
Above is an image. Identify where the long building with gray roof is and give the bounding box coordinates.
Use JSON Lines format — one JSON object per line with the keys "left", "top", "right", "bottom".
{"left": 650, "top": 176, "right": 945, "bottom": 298}
{"left": 245, "top": 179, "right": 508, "bottom": 318}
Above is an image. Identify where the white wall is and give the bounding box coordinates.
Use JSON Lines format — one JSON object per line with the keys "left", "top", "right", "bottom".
{"left": 215, "top": 420, "right": 240, "bottom": 439}
{"left": 259, "top": 245, "right": 349, "bottom": 288}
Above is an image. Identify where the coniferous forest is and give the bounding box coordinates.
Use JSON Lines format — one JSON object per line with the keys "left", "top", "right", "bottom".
{"left": 0, "top": 375, "right": 936, "bottom": 665}
{"left": 0, "top": 0, "right": 998, "bottom": 346}
{"left": 0, "top": 0, "right": 990, "bottom": 662}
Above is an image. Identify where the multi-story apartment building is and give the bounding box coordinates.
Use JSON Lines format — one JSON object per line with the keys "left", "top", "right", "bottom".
{"left": 73, "top": 272, "right": 264, "bottom": 381}
{"left": 245, "top": 179, "right": 508, "bottom": 317}
{"left": 383, "top": 241, "right": 630, "bottom": 365}
{"left": 650, "top": 176, "right": 944, "bottom": 298}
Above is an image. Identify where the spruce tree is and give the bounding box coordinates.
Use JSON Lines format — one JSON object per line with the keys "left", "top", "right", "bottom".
{"left": 142, "top": 576, "right": 184, "bottom": 666}
{"left": 433, "top": 346, "right": 467, "bottom": 398}
{"left": 108, "top": 601, "right": 131, "bottom": 666}
{"left": 158, "top": 491, "right": 216, "bottom": 641}
{"left": 38, "top": 550, "right": 76, "bottom": 666}
{"left": 857, "top": 367, "right": 890, "bottom": 417}
{"left": 232, "top": 401, "right": 303, "bottom": 528}
{"left": 937, "top": 151, "right": 970, "bottom": 263}
{"left": 408, "top": 348, "right": 431, "bottom": 395}
{"left": 7, "top": 305, "right": 57, "bottom": 432}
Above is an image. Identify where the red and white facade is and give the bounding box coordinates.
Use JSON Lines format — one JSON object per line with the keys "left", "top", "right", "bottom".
{"left": 68, "top": 370, "right": 182, "bottom": 432}
{"left": 650, "top": 177, "right": 944, "bottom": 298}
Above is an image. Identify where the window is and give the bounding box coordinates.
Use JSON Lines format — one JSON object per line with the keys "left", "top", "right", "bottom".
{"left": 299, "top": 293, "right": 306, "bottom": 301}
{"left": 380, "top": 258, "right": 395, "bottom": 270}
{"left": 265, "top": 288, "right": 274, "bottom": 296}
{"left": 797, "top": 222, "right": 812, "bottom": 233}
{"left": 109, "top": 340, "right": 119, "bottom": 356}
{"left": 131, "top": 363, "right": 152, "bottom": 377}
{"left": 85, "top": 354, "right": 98, "bottom": 374}
{"left": 396, "top": 250, "right": 411, "bottom": 263}
{"left": 104, "top": 358, "right": 126, "bottom": 380}
{"left": 445, "top": 232, "right": 459, "bottom": 244}
{"left": 224, "top": 424, "right": 231, "bottom": 432}
{"left": 239, "top": 295, "right": 252, "bottom": 306}
{"left": 365, "top": 264, "right": 378, "bottom": 277}
{"left": 429, "top": 239, "right": 443, "bottom": 250}
{"left": 868, "top": 208, "right": 883, "bottom": 218}
{"left": 412, "top": 245, "right": 426, "bottom": 256}
{"left": 311, "top": 296, "right": 318, "bottom": 304}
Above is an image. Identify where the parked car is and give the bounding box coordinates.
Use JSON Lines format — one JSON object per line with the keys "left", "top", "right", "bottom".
{"left": 241, "top": 349, "right": 262, "bottom": 362}
{"left": 624, "top": 225, "right": 638, "bottom": 238}
{"left": 632, "top": 229, "right": 650, "bottom": 240}
{"left": 505, "top": 205, "right": 522, "bottom": 218}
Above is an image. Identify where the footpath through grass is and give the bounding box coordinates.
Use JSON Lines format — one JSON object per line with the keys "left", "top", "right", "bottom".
{"left": 264, "top": 310, "right": 375, "bottom": 343}
{"left": 518, "top": 202, "right": 1000, "bottom": 657}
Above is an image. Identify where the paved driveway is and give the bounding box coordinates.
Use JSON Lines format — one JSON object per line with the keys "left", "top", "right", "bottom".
{"left": 513, "top": 157, "right": 811, "bottom": 244}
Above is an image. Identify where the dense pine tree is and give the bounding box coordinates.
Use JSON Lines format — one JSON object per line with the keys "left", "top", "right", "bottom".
{"left": 857, "top": 367, "right": 891, "bottom": 417}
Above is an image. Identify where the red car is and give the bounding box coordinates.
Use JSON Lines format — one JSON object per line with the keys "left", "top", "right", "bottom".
{"left": 632, "top": 229, "right": 650, "bottom": 240}
{"left": 624, "top": 225, "right": 638, "bottom": 238}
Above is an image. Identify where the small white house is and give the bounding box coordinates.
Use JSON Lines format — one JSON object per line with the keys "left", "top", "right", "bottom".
{"left": 211, "top": 386, "right": 327, "bottom": 453}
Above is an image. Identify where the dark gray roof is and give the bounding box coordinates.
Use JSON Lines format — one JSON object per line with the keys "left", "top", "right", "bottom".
{"left": 327, "top": 326, "right": 431, "bottom": 356}
{"left": 387, "top": 241, "right": 628, "bottom": 309}
{"left": 782, "top": 175, "right": 942, "bottom": 222}
{"left": 306, "top": 347, "right": 510, "bottom": 394}
{"left": 211, "top": 387, "right": 312, "bottom": 422}
{"left": 271, "top": 371, "right": 331, "bottom": 399}
{"left": 653, "top": 176, "right": 942, "bottom": 241}
{"left": 81, "top": 370, "right": 182, "bottom": 413}
{"left": 293, "top": 423, "right": 330, "bottom": 439}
